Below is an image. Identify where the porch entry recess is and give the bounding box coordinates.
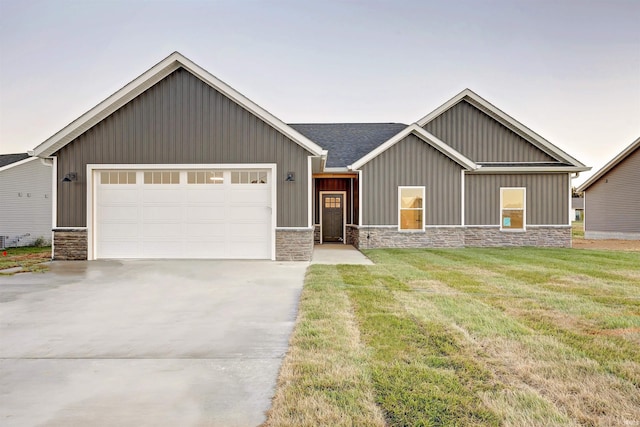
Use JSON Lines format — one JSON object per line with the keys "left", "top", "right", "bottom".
{"left": 321, "top": 192, "right": 346, "bottom": 243}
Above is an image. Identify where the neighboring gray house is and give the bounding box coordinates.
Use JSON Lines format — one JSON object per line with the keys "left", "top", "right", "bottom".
{"left": 30, "top": 52, "right": 589, "bottom": 261}
{"left": 577, "top": 137, "right": 640, "bottom": 240}
{"left": 571, "top": 197, "right": 584, "bottom": 221}
{"left": 0, "top": 154, "right": 52, "bottom": 248}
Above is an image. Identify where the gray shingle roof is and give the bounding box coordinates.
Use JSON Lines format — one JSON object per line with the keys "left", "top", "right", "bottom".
{"left": 0, "top": 153, "right": 30, "bottom": 168}
{"left": 290, "top": 123, "right": 407, "bottom": 168}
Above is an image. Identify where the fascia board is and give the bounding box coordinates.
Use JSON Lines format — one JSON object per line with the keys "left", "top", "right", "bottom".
{"left": 417, "top": 89, "right": 587, "bottom": 168}
{"left": 470, "top": 166, "right": 591, "bottom": 173}
{"left": 0, "top": 156, "right": 40, "bottom": 173}
{"left": 416, "top": 88, "right": 470, "bottom": 127}
{"left": 577, "top": 137, "right": 640, "bottom": 192}
{"left": 350, "top": 124, "right": 477, "bottom": 170}
{"left": 32, "top": 52, "right": 324, "bottom": 158}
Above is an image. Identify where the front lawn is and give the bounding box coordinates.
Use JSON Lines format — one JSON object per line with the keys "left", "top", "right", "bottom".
{"left": 265, "top": 248, "right": 640, "bottom": 426}
{"left": 0, "top": 246, "right": 51, "bottom": 274}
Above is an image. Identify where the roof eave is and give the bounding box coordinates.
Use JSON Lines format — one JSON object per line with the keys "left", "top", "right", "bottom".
{"left": 32, "top": 52, "right": 324, "bottom": 158}
{"left": 577, "top": 136, "right": 640, "bottom": 192}
{"left": 0, "top": 156, "right": 40, "bottom": 173}
{"left": 470, "top": 166, "right": 591, "bottom": 173}
{"left": 350, "top": 124, "right": 477, "bottom": 171}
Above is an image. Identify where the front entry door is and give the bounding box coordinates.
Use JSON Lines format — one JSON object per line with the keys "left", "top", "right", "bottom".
{"left": 322, "top": 194, "right": 344, "bottom": 243}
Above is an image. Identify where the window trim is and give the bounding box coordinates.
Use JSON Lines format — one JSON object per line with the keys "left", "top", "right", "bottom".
{"left": 398, "top": 186, "right": 425, "bottom": 232}
{"left": 500, "top": 187, "right": 526, "bottom": 231}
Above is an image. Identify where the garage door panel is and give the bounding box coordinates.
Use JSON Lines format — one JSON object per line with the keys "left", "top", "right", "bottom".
{"left": 184, "top": 223, "right": 226, "bottom": 237}
{"left": 143, "top": 206, "right": 183, "bottom": 221}
{"left": 143, "top": 189, "right": 184, "bottom": 203}
{"left": 142, "top": 240, "right": 185, "bottom": 258}
{"left": 186, "top": 188, "right": 226, "bottom": 203}
{"left": 99, "top": 223, "right": 139, "bottom": 238}
{"left": 228, "top": 206, "right": 271, "bottom": 221}
{"left": 229, "top": 188, "right": 271, "bottom": 204}
{"left": 143, "top": 222, "right": 184, "bottom": 238}
{"left": 229, "top": 223, "right": 271, "bottom": 237}
{"left": 99, "top": 188, "right": 139, "bottom": 204}
{"left": 96, "top": 169, "right": 273, "bottom": 259}
{"left": 99, "top": 242, "right": 140, "bottom": 258}
{"left": 185, "top": 206, "right": 226, "bottom": 221}
{"left": 98, "top": 206, "right": 139, "bottom": 221}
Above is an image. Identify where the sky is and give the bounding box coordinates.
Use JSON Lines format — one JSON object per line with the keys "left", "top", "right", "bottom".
{"left": 0, "top": 0, "right": 638, "bottom": 186}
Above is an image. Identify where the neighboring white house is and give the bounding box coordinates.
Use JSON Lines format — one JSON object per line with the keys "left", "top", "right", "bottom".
{"left": 0, "top": 154, "right": 52, "bottom": 248}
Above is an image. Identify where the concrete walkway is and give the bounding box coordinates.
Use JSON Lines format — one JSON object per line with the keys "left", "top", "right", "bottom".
{"left": 311, "top": 244, "right": 374, "bottom": 265}
{"left": 0, "top": 260, "right": 307, "bottom": 427}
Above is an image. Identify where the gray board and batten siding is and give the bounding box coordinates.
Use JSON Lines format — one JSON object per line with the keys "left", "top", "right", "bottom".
{"left": 465, "top": 173, "right": 570, "bottom": 226}
{"left": 423, "top": 100, "right": 560, "bottom": 163}
{"left": 584, "top": 146, "right": 639, "bottom": 237}
{"left": 55, "top": 68, "right": 313, "bottom": 228}
{"left": 360, "top": 134, "right": 463, "bottom": 226}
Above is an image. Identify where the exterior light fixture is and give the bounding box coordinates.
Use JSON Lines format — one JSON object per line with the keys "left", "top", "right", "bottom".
{"left": 62, "top": 172, "right": 77, "bottom": 182}
{"left": 286, "top": 172, "right": 295, "bottom": 182}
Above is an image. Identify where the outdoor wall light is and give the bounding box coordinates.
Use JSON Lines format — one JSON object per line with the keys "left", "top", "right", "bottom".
{"left": 62, "top": 172, "right": 77, "bottom": 182}
{"left": 286, "top": 172, "right": 295, "bottom": 182}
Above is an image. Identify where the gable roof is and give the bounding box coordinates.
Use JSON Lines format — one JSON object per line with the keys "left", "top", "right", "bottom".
{"left": 577, "top": 136, "right": 640, "bottom": 192}
{"left": 31, "top": 52, "right": 325, "bottom": 158}
{"left": 0, "top": 153, "right": 29, "bottom": 168}
{"left": 290, "top": 123, "right": 407, "bottom": 168}
{"left": 350, "top": 124, "right": 478, "bottom": 170}
{"left": 417, "top": 89, "right": 589, "bottom": 169}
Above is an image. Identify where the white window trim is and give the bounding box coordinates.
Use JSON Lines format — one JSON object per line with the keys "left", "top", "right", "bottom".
{"left": 398, "top": 186, "right": 425, "bottom": 232}
{"left": 500, "top": 187, "right": 526, "bottom": 232}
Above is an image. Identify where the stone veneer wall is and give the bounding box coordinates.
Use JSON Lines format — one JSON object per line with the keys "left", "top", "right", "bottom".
{"left": 276, "top": 228, "right": 314, "bottom": 261}
{"left": 53, "top": 229, "right": 88, "bottom": 260}
{"left": 464, "top": 226, "right": 571, "bottom": 248}
{"left": 354, "top": 227, "right": 465, "bottom": 249}
{"left": 348, "top": 226, "right": 571, "bottom": 249}
{"left": 314, "top": 225, "right": 321, "bottom": 244}
{"left": 346, "top": 225, "right": 360, "bottom": 247}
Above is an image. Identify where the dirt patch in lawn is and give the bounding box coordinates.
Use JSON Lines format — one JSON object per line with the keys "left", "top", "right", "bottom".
{"left": 573, "top": 238, "right": 640, "bottom": 251}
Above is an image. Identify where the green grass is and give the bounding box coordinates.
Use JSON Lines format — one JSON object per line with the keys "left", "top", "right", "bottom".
{"left": 572, "top": 220, "right": 584, "bottom": 238}
{"left": 0, "top": 246, "right": 51, "bottom": 274}
{"left": 265, "top": 248, "right": 640, "bottom": 427}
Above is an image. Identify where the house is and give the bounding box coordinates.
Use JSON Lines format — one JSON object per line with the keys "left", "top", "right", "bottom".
{"left": 30, "top": 52, "right": 589, "bottom": 261}
{"left": 571, "top": 197, "right": 584, "bottom": 221}
{"left": 577, "top": 137, "right": 640, "bottom": 240}
{"left": 0, "top": 153, "right": 53, "bottom": 248}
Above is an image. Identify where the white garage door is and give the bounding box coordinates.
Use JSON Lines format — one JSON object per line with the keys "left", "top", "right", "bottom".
{"left": 94, "top": 169, "right": 272, "bottom": 259}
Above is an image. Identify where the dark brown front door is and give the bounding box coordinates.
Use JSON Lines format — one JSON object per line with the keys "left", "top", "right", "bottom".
{"left": 322, "top": 194, "right": 344, "bottom": 242}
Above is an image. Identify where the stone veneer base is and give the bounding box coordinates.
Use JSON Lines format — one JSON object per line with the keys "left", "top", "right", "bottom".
{"left": 53, "top": 229, "right": 88, "bottom": 260}
{"left": 53, "top": 228, "right": 314, "bottom": 261}
{"left": 351, "top": 226, "right": 571, "bottom": 249}
{"left": 275, "top": 228, "right": 314, "bottom": 261}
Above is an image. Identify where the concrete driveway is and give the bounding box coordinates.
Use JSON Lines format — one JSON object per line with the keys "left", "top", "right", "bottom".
{"left": 0, "top": 260, "right": 307, "bottom": 427}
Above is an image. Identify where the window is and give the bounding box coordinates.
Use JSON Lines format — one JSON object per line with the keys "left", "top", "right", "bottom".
{"left": 144, "top": 171, "right": 180, "bottom": 184}
{"left": 324, "top": 197, "right": 341, "bottom": 208}
{"left": 101, "top": 171, "right": 136, "bottom": 184}
{"left": 399, "top": 186, "right": 424, "bottom": 230}
{"left": 500, "top": 188, "right": 525, "bottom": 230}
{"left": 187, "top": 171, "right": 224, "bottom": 184}
{"left": 231, "top": 170, "right": 268, "bottom": 184}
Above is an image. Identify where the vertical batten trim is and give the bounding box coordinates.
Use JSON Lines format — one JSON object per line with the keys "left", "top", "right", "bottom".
{"left": 461, "top": 170, "right": 465, "bottom": 226}
{"left": 307, "top": 156, "right": 313, "bottom": 228}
